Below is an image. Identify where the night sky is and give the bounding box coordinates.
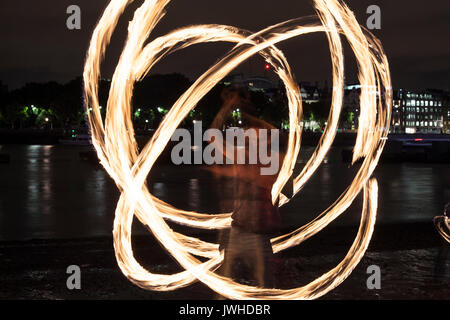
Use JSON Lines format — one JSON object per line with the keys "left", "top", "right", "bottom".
{"left": 1, "top": 0, "right": 449, "bottom": 91}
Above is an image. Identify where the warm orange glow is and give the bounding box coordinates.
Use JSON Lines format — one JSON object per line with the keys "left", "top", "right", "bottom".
{"left": 434, "top": 215, "right": 450, "bottom": 243}
{"left": 83, "top": 0, "right": 392, "bottom": 299}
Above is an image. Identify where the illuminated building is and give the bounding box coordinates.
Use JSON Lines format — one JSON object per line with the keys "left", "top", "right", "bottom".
{"left": 299, "top": 82, "right": 321, "bottom": 104}
{"left": 222, "top": 74, "right": 278, "bottom": 98}
{"left": 394, "top": 89, "right": 445, "bottom": 134}
{"left": 244, "top": 76, "right": 277, "bottom": 97}
{"left": 344, "top": 85, "right": 448, "bottom": 134}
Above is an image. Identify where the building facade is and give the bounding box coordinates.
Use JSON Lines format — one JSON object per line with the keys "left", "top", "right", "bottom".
{"left": 344, "top": 85, "right": 448, "bottom": 134}
{"left": 393, "top": 89, "right": 445, "bottom": 134}
{"left": 299, "top": 82, "right": 321, "bottom": 104}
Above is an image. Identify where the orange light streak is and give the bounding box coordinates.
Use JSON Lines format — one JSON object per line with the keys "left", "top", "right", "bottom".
{"left": 83, "top": 0, "right": 392, "bottom": 299}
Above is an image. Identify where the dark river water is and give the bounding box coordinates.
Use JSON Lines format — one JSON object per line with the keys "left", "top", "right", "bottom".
{"left": 0, "top": 144, "right": 449, "bottom": 242}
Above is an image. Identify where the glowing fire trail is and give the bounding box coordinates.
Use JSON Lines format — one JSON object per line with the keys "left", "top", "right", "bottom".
{"left": 434, "top": 216, "right": 450, "bottom": 243}
{"left": 83, "top": 0, "right": 392, "bottom": 298}
{"left": 433, "top": 204, "right": 450, "bottom": 243}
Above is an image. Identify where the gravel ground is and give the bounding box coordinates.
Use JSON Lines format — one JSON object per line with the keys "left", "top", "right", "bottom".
{"left": 0, "top": 222, "right": 448, "bottom": 300}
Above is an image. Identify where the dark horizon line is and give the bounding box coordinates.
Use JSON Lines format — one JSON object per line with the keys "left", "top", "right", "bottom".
{"left": 1, "top": 73, "right": 450, "bottom": 95}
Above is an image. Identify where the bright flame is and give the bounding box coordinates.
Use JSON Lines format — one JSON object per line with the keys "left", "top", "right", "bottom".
{"left": 83, "top": 0, "right": 392, "bottom": 299}
{"left": 434, "top": 216, "right": 450, "bottom": 243}
{"left": 433, "top": 204, "right": 450, "bottom": 243}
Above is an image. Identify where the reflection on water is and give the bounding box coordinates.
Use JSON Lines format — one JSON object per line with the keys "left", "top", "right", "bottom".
{"left": 0, "top": 144, "right": 448, "bottom": 242}
{"left": 1, "top": 144, "right": 448, "bottom": 297}
{"left": 0, "top": 144, "right": 118, "bottom": 241}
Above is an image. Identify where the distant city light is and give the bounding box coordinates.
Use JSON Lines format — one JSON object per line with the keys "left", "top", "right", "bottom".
{"left": 264, "top": 63, "right": 270, "bottom": 70}
{"left": 45, "top": 117, "right": 49, "bottom": 122}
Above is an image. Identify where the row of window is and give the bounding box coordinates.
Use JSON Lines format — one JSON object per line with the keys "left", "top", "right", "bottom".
{"left": 403, "top": 106, "right": 440, "bottom": 113}
{"left": 407, "top": 114, "right": 441, "bottom": 120}
{"left": 403, "top": 100, "right": 442, "bottom": 107}
{"left": 405, "top": 121, "right": 442, "bottom": 128}
{"left": 400, "top": 92, "right": 435, "bottom": 99}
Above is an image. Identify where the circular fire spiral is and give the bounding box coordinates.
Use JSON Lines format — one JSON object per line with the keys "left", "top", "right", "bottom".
{"left": 83, "top": 0, "right": 392, "bottom": 299}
